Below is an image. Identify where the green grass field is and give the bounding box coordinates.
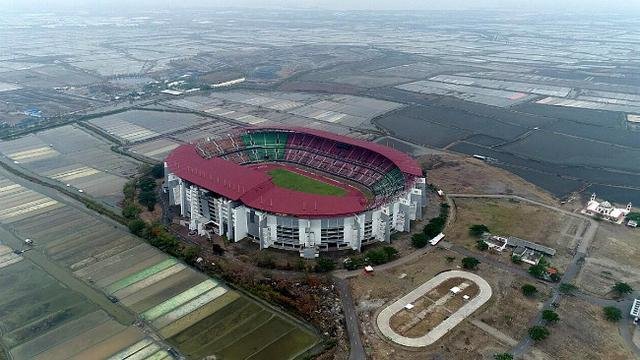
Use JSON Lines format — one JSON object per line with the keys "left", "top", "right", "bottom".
{"left": 268, "top": 168, "right": 347, "bottom": 196}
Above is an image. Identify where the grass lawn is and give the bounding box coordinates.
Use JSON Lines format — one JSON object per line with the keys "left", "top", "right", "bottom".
{"left": 267, "top": 168, "right": 347, "bottom": 196}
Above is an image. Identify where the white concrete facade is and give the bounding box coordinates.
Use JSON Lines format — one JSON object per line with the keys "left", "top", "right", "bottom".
{"left": 166, "top": 165, "right": 426, "bottom": 254}
{"left": 582, "top": 193, "right": 631, "bottom": 224}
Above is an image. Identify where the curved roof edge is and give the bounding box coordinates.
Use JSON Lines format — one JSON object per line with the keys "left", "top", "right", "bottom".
{"left": 245, "top": 126, "right": 423, "bottom": 177}
{"left": 166, "top": 127, "right": 423, "bottom": 217}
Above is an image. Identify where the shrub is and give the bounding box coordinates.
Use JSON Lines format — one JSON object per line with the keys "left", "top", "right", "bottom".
{"left": 411, "top": 233, "right": 429, "bottom": 248}
{"left": 122, "top": 203, "right": 142, "bottom": 219}
{"left": 521, "top": 284, "right": 538, "bottom": 297}
{"left": 128, "top": 219, "right": 146, "bottom": 236}
{"left": 382, "top": 246, "right": 399, "bottom": 260}
{"left": 612, "top": 282, "right": 633, "bottom": 296}
{"left": 626, "top": 212, "right": 640, "bottom": 222}
{"left": 542, "top": 309, "right": 559, "bottom": 323}
{"left": 366, "top": 246, "right": 398, "bottom": 265}
{"left": 343, "top": 257, "right": 365, "bottom": 271}
{"left": 181, "top": 245, "right": 200, "bottom": 264}
{"left": 529, "top": 264, "right": 547, "bottom": 279}
{"left": 603, "top": 306, "right": 622, "bottom": 322}
{"left": 315, "top": 258, "right": 336, "bottom": 273}
{"left": 469, "top": 224, "right": 489, "bottom": 237}
{"left": 511, "top": 255, "right": 523, "bottom": 264}
{"left": 493, "top": 353, "right": 513, "bottom": 360}
{"left": 528, "top": 325, "right": 550, "bottom": 341}
{"left": 461, "top": 257, "right": 480, "bottom": 270}
{"left": 476, "top": 240, "right": 489, "bottom": 251}
{"left": 366, "top": 249, "right": 388, "bottom": 265}
{"left": 123, "top": 180, "right": 136, "bottom": 199}
{"left": 445, "top": 256, "right": 456, "bottom": 263}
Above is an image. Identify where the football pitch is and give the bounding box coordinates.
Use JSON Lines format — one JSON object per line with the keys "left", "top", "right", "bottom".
{"left": 268, "top": 168, "right": 347, "bottom": 196}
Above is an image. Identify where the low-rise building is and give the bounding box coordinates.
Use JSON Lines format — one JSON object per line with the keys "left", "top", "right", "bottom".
{"left": 582, "top": 193, "right": 631, "bottom": 224}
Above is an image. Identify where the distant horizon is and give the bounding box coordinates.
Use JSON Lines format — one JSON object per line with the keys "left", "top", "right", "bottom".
{"left": 3, "top": 0, "right": 640, "bottom": 14}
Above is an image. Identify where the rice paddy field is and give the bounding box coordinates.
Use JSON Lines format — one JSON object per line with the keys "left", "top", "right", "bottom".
{"left": 0, "top": 124, "right": 140, "bottom": 207}
{"left": 0, "top": 172, "right": 319, "bottom": 359}
{"left": 0, "top": 250, "right": 161, "bottom": 360}
{"left": 88, "top": 109, "right": 211, "bottom": 144}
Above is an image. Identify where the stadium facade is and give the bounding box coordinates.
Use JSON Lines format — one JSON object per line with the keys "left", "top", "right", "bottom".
{"left": 165, "top": 127, "right": 426, "bottom": 256}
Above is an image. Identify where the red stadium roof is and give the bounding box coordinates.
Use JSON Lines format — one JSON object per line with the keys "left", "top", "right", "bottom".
{"left": 165, "top": 127, "right": 422, "bottom": 217}
{"left": 166, "top": 144, "right": 270, "bottom": 201}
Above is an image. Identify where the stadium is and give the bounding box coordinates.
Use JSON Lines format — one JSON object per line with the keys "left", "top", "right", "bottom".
{"left": 164, "top": 127, "right": 426, "bottom": 256}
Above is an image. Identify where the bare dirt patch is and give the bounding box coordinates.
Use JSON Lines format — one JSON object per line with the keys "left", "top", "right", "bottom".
{"left": 448, "top": 197, "right": 574, "bottom": 272}
{"left": 575, "top": 222, "right": 640, "bottom": 296}
{"left": 420, "top": 153, "right": 556, "bottom": 205}
{"left": 529, "top": 297, "right": 634, "bottom": 360}
{"left": 350, "top": 248, "right": 548, "bottom": 359}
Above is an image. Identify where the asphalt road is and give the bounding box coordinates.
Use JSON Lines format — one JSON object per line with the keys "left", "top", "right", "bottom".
{"left": 334, "top": 277, "right": 366, "bottom": 360}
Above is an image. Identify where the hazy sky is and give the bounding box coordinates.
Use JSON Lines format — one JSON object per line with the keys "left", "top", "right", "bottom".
{"left": 5, "top": 0, "right": 640, "bottom": 12}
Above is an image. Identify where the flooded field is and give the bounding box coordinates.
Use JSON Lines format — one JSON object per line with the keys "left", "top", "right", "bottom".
{"left": 0, "top": 125, "right": 140, "bottom": 206}
{"left": 376, "top": 100, "right": 640, "bottom": 204}
{"left": 0, "top": 251, "right": 160, "bottom": 360}
{"left": 88, "top": 109, "right": 211, "bottom": 144}
{"left": 0, "top": 172, "right": 319, "bottom": 359}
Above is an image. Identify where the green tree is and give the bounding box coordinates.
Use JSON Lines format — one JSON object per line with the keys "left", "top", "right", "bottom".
{"left": 493, "top": 353, "right": 513, "bottom": 360}
{"left": 469, "top": 224, "right": 489, "bottom": 237}
{"left": 382, "top": 246, "right": 398, "bottom": 260}
{"left": 511, "top": 255, "right": 523, "bottom": 264}
{"left": 123, "top": 180, "right": 136, "bottom": 200}
{"left": 366, "top": 249, "right": 388, "bottom": 265}
{"left": 181, "top": 245, "right": 200, "bottom": 264}
{"left": 528, "top": 325, "right": 550, "bottom": 341}
{"left": 603, "top": 306, "right": 622, "bottom": 322}
{"left": 542, "top": 309, "right": 560, "bottom": 323}
{"left": 411, "top": 233, "right": 429, "bottom": 248}
{"left": 315, "top": 258, "right": 336, "bottom": 273}
{"left": 612, "top": 282, "right": 633, "bottom": 296}
{"left": 122, "top": 203, "right": 141, "bottom": 219}
{"left": 139, "top": 190, "right": 157, "bottom": 211}
{"left": 128, "top": 219, "right": 146, "bottom": 236}
{"left": 150, "top": 163, "right": 164, "bottom": 179}
{"left": 521, "top": 284, "right": 538, "bottom": 297}
{"left": 343, "top": 257, "right": 364, "bottom": 271}
{"left": 138, "top": 176, "right": 156, "bottom": 192}
{"left": 626, "top": 212, "right": 640, "bottom": 222}
{"left": 529, "top": 264, "right": 547, "bottom": 279}
{"left": 476, "top": 240, "right": 489, "bottom": 251}
{"left": 461, "top": 257, "right": 480, "bottom": 270}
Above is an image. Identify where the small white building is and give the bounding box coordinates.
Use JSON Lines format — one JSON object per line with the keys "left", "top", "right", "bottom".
{"left": 631, "top": 299, "right": 640, "bottom": 319}
{"left": 582, "top": 193, "right": 631, "bottom": 224}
